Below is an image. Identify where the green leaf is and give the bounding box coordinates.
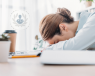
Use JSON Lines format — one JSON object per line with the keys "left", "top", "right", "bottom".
{"left": 39, "top": 42, "right": 43, "bottom": 48}
{"left": 33, "top": 47, "right": 37, "bottom": 50}
{"left": 39, "top": 40, "right": 42, "bottom": 43}
{"left": 80, "top": 0, "right": 82, "bottom": 2}
{"left": 80, "top": 0, "right": 94, "bottom": 2}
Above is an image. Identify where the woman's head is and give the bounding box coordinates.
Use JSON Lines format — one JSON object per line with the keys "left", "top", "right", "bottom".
{"left": 39, "top": 7, "right": 75, "bottom": 44}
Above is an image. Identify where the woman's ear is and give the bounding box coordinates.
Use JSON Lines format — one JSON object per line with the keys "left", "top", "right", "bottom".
{"left": 59, "top": 23, "right": 68, "bottom": 32}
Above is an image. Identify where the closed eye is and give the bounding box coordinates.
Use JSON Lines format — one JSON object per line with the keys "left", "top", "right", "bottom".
{"left": 54, "top": 41, "right": 59, "bottom": 44}
{"left": 57, "top": 41, "right": 59, "bottom": 43}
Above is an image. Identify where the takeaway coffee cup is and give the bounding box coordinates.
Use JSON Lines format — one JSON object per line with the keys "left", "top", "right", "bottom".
{"left": 4, "top": 30, "right": 17, "bottom": 52}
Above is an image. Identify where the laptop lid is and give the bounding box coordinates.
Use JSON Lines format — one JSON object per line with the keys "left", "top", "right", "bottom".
{"left": 40, "top": 50, "right": 95, "bottom": 64}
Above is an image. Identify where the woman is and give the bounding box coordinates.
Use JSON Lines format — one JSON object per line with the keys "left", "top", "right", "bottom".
{"left": 39, "top": 7, "right": 95, "bottom": 50}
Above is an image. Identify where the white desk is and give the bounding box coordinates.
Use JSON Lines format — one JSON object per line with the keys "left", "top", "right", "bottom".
{"left": 0, "top": 57, "right": 95, "bottom": 76}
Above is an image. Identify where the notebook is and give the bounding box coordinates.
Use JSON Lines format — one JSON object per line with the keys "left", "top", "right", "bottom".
{"left": 9, "top": 50, "right": 41, "bottom": 56}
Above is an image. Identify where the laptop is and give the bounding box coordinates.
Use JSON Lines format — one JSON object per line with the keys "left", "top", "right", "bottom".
{"left": 40, "top": 50, "right": 95, "bottom": 64}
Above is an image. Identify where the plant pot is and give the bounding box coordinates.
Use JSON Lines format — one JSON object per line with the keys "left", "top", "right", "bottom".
{"left": 85, "top": 1, "right": 92, "bottom": 8}
{"left": 0, "top": 41, "right": 11, "bottom": 62}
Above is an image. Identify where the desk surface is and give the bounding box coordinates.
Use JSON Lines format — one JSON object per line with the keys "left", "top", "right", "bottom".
{"left": 0, "top": 57, "right": 95, "bottom": 76}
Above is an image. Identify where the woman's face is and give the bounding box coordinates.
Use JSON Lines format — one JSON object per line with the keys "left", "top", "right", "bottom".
{"left": 47, "top": 32, "right": 74, "bottom": 44}
{"left": 46, "top": 24, "right": 75, "bottom": 44}
{"left": 47, "top": 35, "right": 63, "bottom": 44}
{"left": 47, "top": 34, "right": 73, "bottom": 45}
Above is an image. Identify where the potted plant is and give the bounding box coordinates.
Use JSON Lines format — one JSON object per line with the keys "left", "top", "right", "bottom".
{"left": 0, "top": 33, "right": 11, "bottom": 62}
{"left": 80, "top": 0, "right": 94, "bottom": 8}
{"left": 33, "top": 35, "right": 46, "bottom": 50}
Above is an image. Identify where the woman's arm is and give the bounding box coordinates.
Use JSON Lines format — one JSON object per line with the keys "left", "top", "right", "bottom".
{"left": 63, "top": 13, "right": 95, "bottom": 50}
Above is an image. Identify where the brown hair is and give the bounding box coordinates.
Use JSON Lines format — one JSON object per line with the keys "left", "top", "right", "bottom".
{"left": 39, "top": 7, "right": 74, "bottom": 41}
